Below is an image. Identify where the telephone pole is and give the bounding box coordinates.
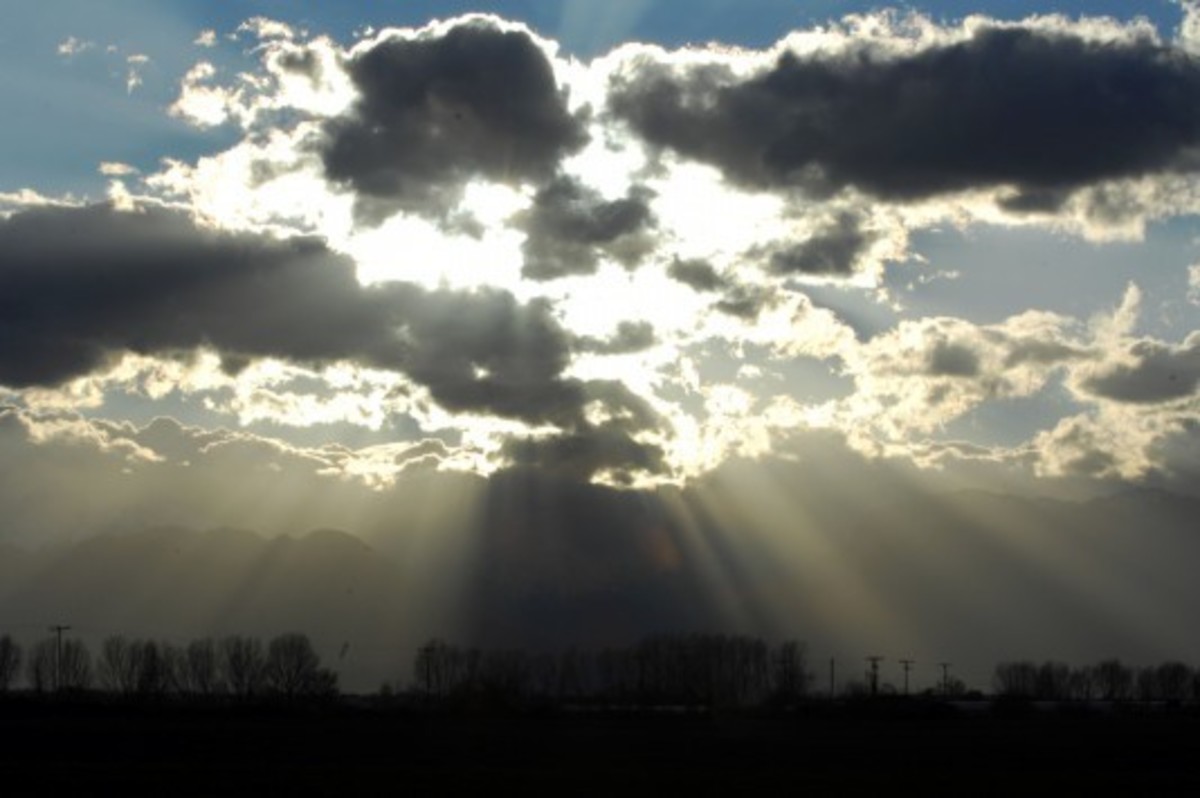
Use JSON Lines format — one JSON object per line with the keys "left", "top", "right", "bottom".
{"left": 899, "top": 658, "right": 914, "bottom": 696}
{"left": 48, "top": 624, "right": 71, "bottom": 691}
{"left": 938, "top": 662, "right": 952, "bottom": 697}
{"left": 866, "top": 656, "right": 883, "bottom": 697}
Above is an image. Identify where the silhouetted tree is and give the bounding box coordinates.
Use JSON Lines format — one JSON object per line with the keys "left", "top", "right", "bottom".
{"left": 26, "top": 639, "right": 55, "bottom": 692}
{"left": 1067, "top": 666, "right": 1095, "bottom": 701}
{"left": 992, "top": 661, "right": 1038, "bottom": 698}
{"left": 59, "top": 639, "right": 92, "bottom": 691}
{"left": 480, "top": 649, "right": 531, "bottom": 701}
{"left": 27, "top": 636, "right": 91, "bottom": 692}
{"left": 220, "top": 635, "right": 265, "bottom": 698}
{"left": 98, "top": 636, "right": 138, "bottom": 694}
{"left": 1093, "top": 659, "right": 1133, "bottom": 701}
{"left": 1154, "top": 662, "right": 1192, "bottom": 702}
{"left": 556, "top": 646, "right": 591, "bottom": 699}
{"left": 264, "top": 633, "right": 337, "bottom": 699}
{"left": 130, "top": 640, "right": 173, "bottom": 697}
{"left": 413, "top": 638, "right": 453, "bottom": 698}
{"left": 771, "top": 640, "right": 812, "bottom": 701}
{"left": 179, "top": 638, "right": 225, "bottom": 696}
{"left": 0, "top": 635, "right": 21, "bottom": 692}
{"left": 98, "top": 637, "right": 174, "bottom": 698}
{"left": 1035, "top": 661, "right": 1070, "bottom": 700}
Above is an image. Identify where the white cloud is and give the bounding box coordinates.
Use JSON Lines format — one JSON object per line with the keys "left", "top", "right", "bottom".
{"left": 99, "top": 162, "right": 140, "bottom": 177}
{"left": 194, "top": 29, "right": 218, "bottom": 48}
{"left": 125, "top": 53, "right": 150, "bottom": 93}
{"left": 237, "top": 17, "right": 297, "bottom": 42}
{"left": 56, "top": 36, "right": 94, "bottom": 57}
{"left": 169, "top": 62, "right": 241, "bottom": 127}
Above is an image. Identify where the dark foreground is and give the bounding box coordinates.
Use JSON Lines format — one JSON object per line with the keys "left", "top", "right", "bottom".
{"left": 2, "top": 700, "right": 1199, "bottom": 795}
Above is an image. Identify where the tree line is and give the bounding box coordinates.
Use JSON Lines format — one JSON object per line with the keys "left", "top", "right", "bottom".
{"left": 0, "top": 632, "right": 336, "bottom": 700}
{"left": 405, "top": 634, "right": 814, "bottom": 708}
{"left": 6, "top": 629, "right": 1200, "bottom": 708}
{"left": 992, "top": 659, "right": 1200, "bottom": 703}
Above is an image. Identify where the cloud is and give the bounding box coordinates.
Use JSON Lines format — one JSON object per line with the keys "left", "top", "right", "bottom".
{"left": 238, "top": 17, "right": 297, "bottom": 42}
{"left": 99, "top": 162, "right": 140, "bottom": 177}
{"left": 607, "top": 22, "right": 1200, "bottom": 207}
{"left": 0, "top": 204, "right": 594, "bottom": 428}
{"left": 194, "top": 29, "right": 218, "bottom": 48}
{"left": 575, "top": 320, "right": 657, "bottom": 355}
{"left": 667, "top": 258, "right": 726, "bottom": 292}
{"left": 765, "top": 212, "right": 876, "bottom": 276}
{"left": 714, "top": 285, "right": 773, "bottom": 320}
{"left": 320, "top": 17, "right": 588, "bottom": 222}
{"left": 126, "top": 54, "right": 151, "bottom": 94}
{"left": 170, "top": 63, "right": 238, "bottom": 127}
{"left": 56, "top": 36, "right": 94, "bottom": 57}
{"left": 1075, "top": 334, "right": 1200, "bottom": 404}
{"left": 835, "top": 310, "right": 1085, "bottom": 441}
{"left": 502, "top": 422, "right": 666, "bottom": 483}
{"left": 516, "top": 176, "right": 656, "bottom": 280}
{"left": 1189, "top": 264, "right": 1200, "bottom": 306}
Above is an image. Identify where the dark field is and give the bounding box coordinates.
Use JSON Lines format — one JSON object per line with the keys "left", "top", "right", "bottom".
{"left": 2, "top": 701, "right": 1199, "bottom": 795}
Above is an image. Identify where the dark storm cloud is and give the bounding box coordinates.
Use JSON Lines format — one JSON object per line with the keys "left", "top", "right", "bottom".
{"left": 575, "top": 320, "right": 657, "bottom": 355}
{"left": 767, "top": 213, "right": 874, "bottom": 276}
{"left": 321, "top": 19, "right": 587, "bottom": 221}
{"left": 516, "top": 176, "right": 656, "bottom": 280}
{"left": 0, "top": 203, "right": 591, "bottom": 426}
{"left": 501, "top": 378, "right": 668, "bottom": 481}
{"left": 609, "top": 26, "right": 1200, "bottom": 201}
{"left": 502, "top": 423, "right": 667, "bottom": 483}
{"left": 665, "top": 257, "right": 773, "bottom": 320}
{"left": 1079, "top": 336, "right": 1200, "bottom": 404}
{"left": 714, "top": 285, "right": 771, "bottom": 320}
{"left": 667, "top": 258, "right": 726, "bottom": 292}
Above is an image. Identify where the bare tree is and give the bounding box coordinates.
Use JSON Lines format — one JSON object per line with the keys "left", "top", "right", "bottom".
{"left": 771, "top": 640, "right": 812, "bottom": 701}
{"left": 98, "top": 636, "right": 138, "bottom": 694}
{"left": 59, "top": 639, "right": 92, "bottom": 691}
{"left": 0, "top": 635, "right": 21, "bottom": 691}
{"left": 1155, "top": 662, "right": 1193, "bottom": 703}
{"left": 0, "top": 633, "right": 20, "bottom": 686}
{"left": 220, "top": 635, "right": 265, "bottom": 698}
{"left": 264, "top": 633, "right": 337, "bottom": 699}
{"left": 179, "top": 638, "right": 225, "bottom": 696}
{"left": 130, "top": 640, "right": 173, "bottom": 697}
{"left": 1093, "top": 659, "right": 1133, "bottom": 701}
{"left": 26, "top": 639, "right": 56, "bottom": 693}
{"left": 992, "top": 661, "right": 1038, "bottom": 698}
{"left": 413, "top": 638, "right": 452, "bottom": 698}
{"left": 1067, "top": 665, "right": 1096, "bottom": 701}
{"left": 26, "top": 636, "right": 90, "bottom": 692}
{"left": 1035, "top": 661, "right": 1070, "bottom": 700}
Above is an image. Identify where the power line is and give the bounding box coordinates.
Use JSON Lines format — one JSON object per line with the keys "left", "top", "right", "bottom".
{"left": 898, "top": 658, "right": 914, "bottom": 696}
{"left": 866, "top": 656, "right": 883, "bottom": 697}
{"left": 938, "top": 662, "right": 953, "bottom": 697}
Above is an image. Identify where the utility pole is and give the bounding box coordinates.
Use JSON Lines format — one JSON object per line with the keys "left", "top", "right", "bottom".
{"left": 866, "top": 656, "right": 883, "bottom": 697}
{"left": 899, "top": 658, "right": 914, "bottom": 696}
{"left": 938, "top": 662, "right": 952, "bottom": 697}
{"left": 48, "top": 624, "right": 71, "bottom": 692}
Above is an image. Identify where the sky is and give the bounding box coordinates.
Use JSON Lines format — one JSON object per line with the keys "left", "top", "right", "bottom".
{"left": 2, "top": 1, "right": 1200, "bottom": 691}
